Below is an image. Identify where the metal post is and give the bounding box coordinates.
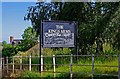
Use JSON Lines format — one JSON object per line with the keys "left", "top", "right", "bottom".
{"left": 39, "top": 37, "right": 41, "bottom": 72}
{"left": 0, "top": 57, "right": 2, "bottom": 64}
{"left": 0, "top": 49, "right": 2, "bottom": 79}
{"left": 0, "top": 58, "right": 2, "bottom": 68}
{"left": 53, "top": 55, "right": 56, "bottom": 78}
{"left": 118, "top": 54, "right": 120, "bottom": 79}
{"left": 41, "top": 55, "right": 43, "bottom": 72}
{"left": 75, "top": 22, "right": 78, "bottom": 62}
{"left": 39, "top": 20, "right": 42, "bottom": 72}
{"left": 13, "top": 56, "right": 14, "bottom": 73}
{"left": 29, "top": 55, "right": 31, "bottom": 71}
{"left": 2, "top": 58, "right": 4, "bottom": 77}
{"left": 0, "top": 57, "right": 2, "bottom": 79}
{"left": 20, "top": 56, "right": 22, "bottom": 70}
{"left": 6, "top": 57, "right": 8, "bottom": 74}
{"left": 2, "top": 58, "right": 4, "bottom": 72}
{"left": 70, "top": 54, "right": 73, "bottom": 78}
{"left": 92, "top": 54, "right": 94, "bottom": 79}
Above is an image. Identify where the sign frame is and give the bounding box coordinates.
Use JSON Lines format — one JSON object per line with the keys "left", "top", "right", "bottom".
{"left": 42, "top": 20, "right": 77, "bottom": 48}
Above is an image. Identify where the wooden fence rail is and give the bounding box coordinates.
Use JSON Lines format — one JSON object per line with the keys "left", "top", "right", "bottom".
{"left": 0, "top": 54, "right": 120, "bottom": 79}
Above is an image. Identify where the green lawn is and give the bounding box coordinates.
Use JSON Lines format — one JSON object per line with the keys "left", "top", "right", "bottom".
{"left": 18, "top": 56, "right": 118, "bottom": 78}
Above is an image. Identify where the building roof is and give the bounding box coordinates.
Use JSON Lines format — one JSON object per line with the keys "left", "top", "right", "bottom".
{"left": 13, "top": 39, "right": 22, "bottom": 41}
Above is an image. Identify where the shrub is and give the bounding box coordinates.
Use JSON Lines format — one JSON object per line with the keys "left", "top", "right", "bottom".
{"left": 21, "top": 71, "right": 41, "bottom": 78}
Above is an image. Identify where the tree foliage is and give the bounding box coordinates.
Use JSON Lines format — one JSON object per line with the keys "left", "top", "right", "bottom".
{"left": 2, "top": 41, "right": 7, "bottom": 47}
{"left": 25, "top": 2, "right": 120, "bottom": 55}
{"left": 2, "top": 44, "right": 16, "bottom": 57}
{"left": 22, "top": 27, "right": 37, "bottom": 40}
{"left": 16, "top": 27, "right": 38, "bottom": 52}
{"left": 2, "top": 27, "right": 38, "bottom": 57}
{"left": 24, "top": 2, "right": 61, "bottom": 35}
{"left": 56, "top": 2, "right": 120, "bottom": 54}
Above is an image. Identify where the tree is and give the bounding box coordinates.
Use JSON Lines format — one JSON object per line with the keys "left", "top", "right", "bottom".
{"left": 57, "top": 2, "right": 120, "bottom": 54}
{"left": 24, "top": 2, "right": 62, "bottom": 35}
{"left": 109, "top": 5, "right": 120, "bottom": 50}
{"left": 2, "top": 41, "right": 7, "bottom": 47}
{"left": 22, "top": 27, "right": 37, "bottom": 40}
{"left": 16, "top": 27, "right": 38, "bottom": 52}
{"left": 2, "top": 44, "right": 15, "bottom": 57}
{"left": 25, "top": 2, "right": 120, "bottom": 55}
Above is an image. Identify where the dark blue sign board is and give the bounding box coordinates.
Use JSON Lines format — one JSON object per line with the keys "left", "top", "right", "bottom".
{"left": 42, "top": 21, "right": 76, "bottom": 47}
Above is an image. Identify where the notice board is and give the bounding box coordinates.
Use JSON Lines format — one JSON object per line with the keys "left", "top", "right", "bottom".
{"left": 42, "top": 21, "right": 76, "bottom": 47}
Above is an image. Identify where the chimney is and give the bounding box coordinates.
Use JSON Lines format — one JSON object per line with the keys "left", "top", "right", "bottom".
{"left": 10, "top": 36, "right": 14, "bottom": 44}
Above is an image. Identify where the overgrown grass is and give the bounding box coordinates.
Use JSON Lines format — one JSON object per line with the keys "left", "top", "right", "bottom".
{"left": 18, "top": 56, "right": 118, "bottom": 78}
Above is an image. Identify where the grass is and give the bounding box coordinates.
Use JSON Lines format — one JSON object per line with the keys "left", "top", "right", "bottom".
{"left": 10, "top": 44, "right": 119, "bottom": 78}
{"left": 17, "top": 56, "right": 118, "bottom": 78}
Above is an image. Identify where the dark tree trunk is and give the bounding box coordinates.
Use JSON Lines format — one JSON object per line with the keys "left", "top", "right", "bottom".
{"left": 96, "top": 38, "right": 103, "bottom": 54}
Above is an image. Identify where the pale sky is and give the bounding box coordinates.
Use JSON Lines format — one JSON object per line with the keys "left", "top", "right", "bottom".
{"left": 2, "top": 2, "right": 36, "bottom": 43}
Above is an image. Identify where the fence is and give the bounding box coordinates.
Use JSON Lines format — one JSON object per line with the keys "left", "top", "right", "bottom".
{"left": 1, "top": 54, "right": 120, "bottom": 78}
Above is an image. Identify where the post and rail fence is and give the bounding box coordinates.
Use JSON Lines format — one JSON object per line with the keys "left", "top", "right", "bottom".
{"left": 0, "top": 54, "right": 120, "bottom": 78}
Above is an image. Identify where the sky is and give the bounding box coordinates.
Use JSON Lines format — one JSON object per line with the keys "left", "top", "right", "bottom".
{"left": 0, "top": 3, "right": 2, "bottom": 43}
{"left": 2, "top": 2, "right": 37, "bottom": 43}
{"left": 1, "top": 0, "right": 119, "bottom": 43}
